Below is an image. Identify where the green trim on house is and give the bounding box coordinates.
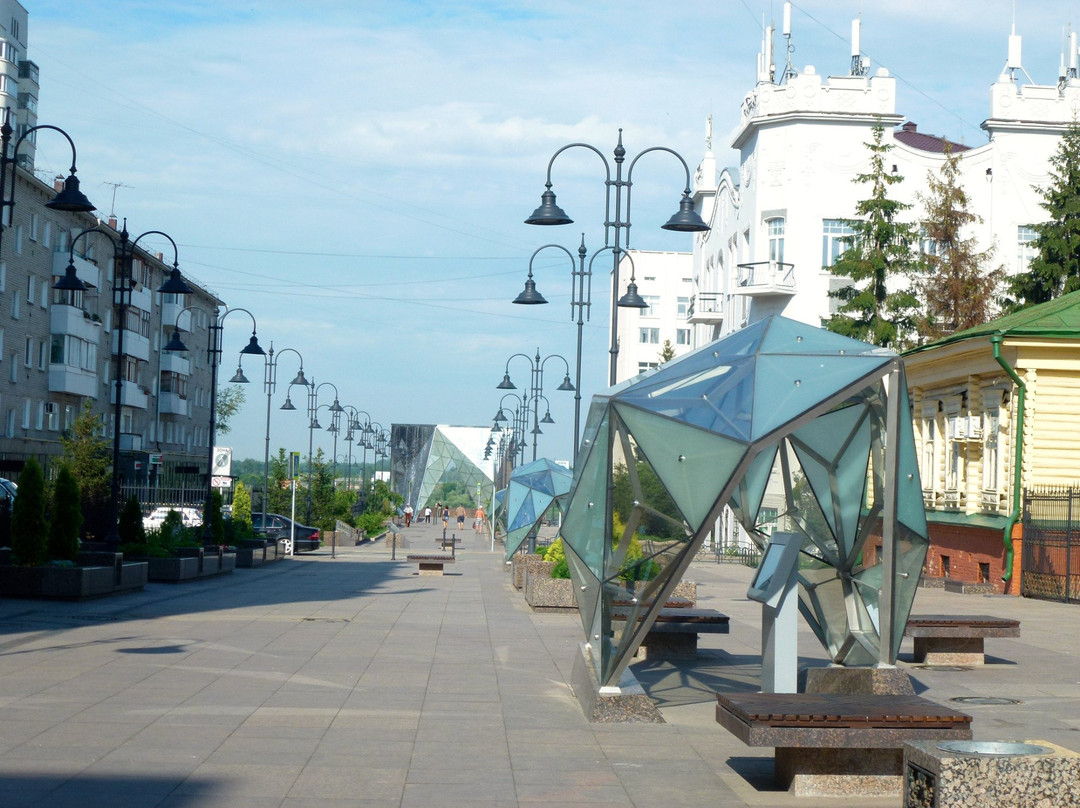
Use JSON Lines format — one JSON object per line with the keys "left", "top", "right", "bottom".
{"left": 905, "top": 289, "right": 1080, "bottom": 355}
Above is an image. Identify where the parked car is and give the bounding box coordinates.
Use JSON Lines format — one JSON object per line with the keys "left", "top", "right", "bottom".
{"left": 250, "top": 512, "right": 321, "bottom": 552}
{"left": 0, "top": 477, "right": 17, "bottom": 501}
{"left": 143, "top": 506, "right": 202, "bottom": 532}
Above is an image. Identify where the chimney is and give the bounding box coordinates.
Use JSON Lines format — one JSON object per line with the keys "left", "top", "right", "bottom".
{"left": 53, "top": 175, "right": 64, "bottom": 193}
{"left": 902, "top": 121, "right": 917, "bottom": 133}
{"left": 108, "top": 215, "right": 118, "bottom": 230}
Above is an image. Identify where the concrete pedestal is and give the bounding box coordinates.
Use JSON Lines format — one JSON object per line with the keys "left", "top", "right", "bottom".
{"left": 571, "top": 643, "right": 664, "bottom": 724}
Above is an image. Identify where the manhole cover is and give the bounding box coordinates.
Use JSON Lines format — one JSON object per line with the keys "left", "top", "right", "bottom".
{"left": 950, "top": 696, "right": 1022, "bottom": 705}
{"left": 300, "top": 617, "right": 350, "bottom": 623}
{"left": 915, "top": 665, "right": 972, "bottom": 672}
{"left": 69, "top": 615, "right": 119, "bottom": 622}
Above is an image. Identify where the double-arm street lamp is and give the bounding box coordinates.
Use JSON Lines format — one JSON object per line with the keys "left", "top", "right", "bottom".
{"left": 302, "top": 379, "right": 343, "bottom": 523}
{"left": 0, "top": 113, "right": 95, "bottom": 256}
{"left": 512, "top": 238, "right": 591, "bottom": 462}
{"left": 165, "top": 306, "right": 265, "bottom": 542}
{"left": 524, "top": 129, "right": 709, "bottom": 385}
{"left": 341, "top": 406, "right": 374, "bottom": 492}
{"left": 496, "top": 349, "right": 574, "bottom": 462}
{"left": 57, "top": 223, "right": 194, "bottom": 542}
{"left": 258, "top": 344, "right": 307, "bottom": 529}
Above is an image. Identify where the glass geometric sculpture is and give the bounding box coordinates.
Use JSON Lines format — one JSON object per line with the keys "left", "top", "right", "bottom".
{"left": 559, "top": 316, "right": 929, "bottom": 686}
{"left": 503, "top": 458, "right": 574, "bottom": 558}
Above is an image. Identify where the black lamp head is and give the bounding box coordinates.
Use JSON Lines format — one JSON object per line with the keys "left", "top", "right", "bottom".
{"left": 617, "top": 280, "right": 649, "bottom": 309}
{"left": 45, "top": 172, "right": 95, "bottom": 213}
{"left": 163, "top": 330, "right": 189, "bottom": 352}
{"left": 280, "top": 396, "right": 296, "bottom": 411}
{"left": 157, "top": 265, "right": 193, "bottom": 295}
{"left": 241, "top": 334, "right": 266, "bottom": 356}
{"left": 229, "top": 365, "right": 250, "bottom": 384}
{"left": 661, "top": 193, "right": 710, "bottom": 232}
{"left": 291, "top": 369, "right": 309, "bottom": 386}
{"left": 53, "top": 259, "right": 88, "bottom": 292}
{"left": 513, "top": 275, "right": 547, "bottom": 305}
{"left": 524, "top": 188, "right": 572, "bottom": 226}
{"left": 557, "top": 374, "right": 575, "bottom": 392}
{"left": 496, "top": 373, "right": 516, "bottom": 390}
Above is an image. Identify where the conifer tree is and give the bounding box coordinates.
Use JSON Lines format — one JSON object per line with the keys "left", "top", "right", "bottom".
{"left": 118, "top": 494, "right": 145, "bottom": 546}
{"left": 658, "top": 339, "right": 676, "bottom": 364}
{"left": 48, "top": 464, "right": 83, "bottom": 562}
{"left": 11, "top": 458, "right": 48, "bottom": 566}
{"left": 232, "top": 480, "right": 253, "bottom": 536}
{"left": 60, "top": 400, "right": 109, "bottom": 504}
{"left": 826, "top": 122, "right": 922, "bottom": 348}
{"left": 917, "top": 146, "right": 1003, "bottom": 338}
{"left": 1008, "top": 120, "right": 1080, "bottom": 308}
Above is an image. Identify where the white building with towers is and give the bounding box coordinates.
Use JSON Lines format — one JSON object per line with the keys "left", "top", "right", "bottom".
{"left": 689, "top": 5, "right": 1076, "bottom": 345}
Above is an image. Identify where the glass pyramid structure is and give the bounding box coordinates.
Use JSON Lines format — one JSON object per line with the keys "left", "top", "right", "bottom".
{"left": 504, "top": 458, "right": 574, "bottom": 558}
{"left": 389, "top": 424, "right": 494, "bottom": 512}
{"left": 560, "top": 317, "right": 929, "bottom": 686}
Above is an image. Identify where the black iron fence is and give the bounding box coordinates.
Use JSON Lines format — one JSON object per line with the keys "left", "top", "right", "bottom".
{"left": 1021, "top": 486, "right": 1080, "bottom": 603}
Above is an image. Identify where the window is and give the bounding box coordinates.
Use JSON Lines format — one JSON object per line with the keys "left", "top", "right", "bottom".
{"left": 8, "top": 353, "right": 15, "bottom": 382}
{"left": 25, "top": 275, "right": 33, "bottom": 304}
{"left": 45, "top": 402, "right": 57, "bottom": 431}
{"left": 1017, "top": 226, "right": 1038, "bottom": 274}
{"left": 946, "top": 414, "right": 961, "bottom": 492}
{"left": 941, "top": 555, "right": 951, "bottom": 577}
{"left": 0, "top": 260, "right": 5, "bottom": 291}
{"left": 42, "top": 221, "right": 51, "bottom": 248}
{"left": 23, "top": 336, "right": 32, "bottom": 367}
{"left": 159, "top": 371, "right": 188, "bottom": 397}
{"left": 921, "top": 417, "right": 936, "bottom": 487}
{"left": 641, "top": 295, "right": 660, "bottom": 317}
{"left": 22, "top": 399, "right": 30, "bottom": 430}
{"left": 676, "top": 328, "right": 691, "bottom": 345}
{"left": 766, "top": 217, "right": 785, "bottom": 263}
{"left": 35, "top": 401, "right": 43, "bottom": 430}
{"left": 639, "top": 327, "right": 660, "bottom": 344}
{"left": 39, "top": 279, "right": 47, "bottom": 309}
{"left": 37, "top": 340, "right": 46, "bottom": 370}
{"left": 4, "top": 407, "right": 12, "bottom": 437}
{"left": 17, "top": 91, "right": 36, "bottom": 114}
{"left": 64, "top": 404, "right": 75, "bottom": 432}
{"left": 677, "top": 296, "right": 689, "bottom": 318}
{"left": 983, "top": 407, "right": 1000, "bottom": 491}
{"left": 52, "top": 281, "right": 83, "bottom": 308}
{"left": 822, "top": 219, "right": 856, "bottom": 268}
{"left": 637, "top": 361, "right": 659, "bottom": 374}
{"left": 13, "top": 225, "right": 21, "bottom": 255}
{"left": 29, "top": 213, "right": 38, "bottom": 242}
{"left": 11, "top": 296, "right": 18, "bottom": 319}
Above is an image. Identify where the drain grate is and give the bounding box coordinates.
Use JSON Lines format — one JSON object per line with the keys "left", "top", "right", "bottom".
{"left": 300, "top": 617, "right": 351, "bottom": 623}
{"left": 915, "top": 665, "right": 972, "bottom": 672}
{"left": 950, "top": 696, "right": 1022, "bottom": 706}
{"left": 68, "top": 615, "right": 119, "bottom": 622}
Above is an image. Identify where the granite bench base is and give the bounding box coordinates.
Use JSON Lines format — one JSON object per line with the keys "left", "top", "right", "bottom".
{"left": 407, "top": 555, "right": 455, "bottom": 575}
{"left": 717, "top": 693, "right": 973, "bottom": 797}
{"left": 905, "top": 615, "right": 1021, "bottom": 665}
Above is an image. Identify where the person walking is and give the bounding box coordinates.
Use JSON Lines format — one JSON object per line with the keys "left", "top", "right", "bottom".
{"left": 455, "top": 505, "right": 466, "bottom": 530}
{"left": 441, "top": 507, "right": 449, "bottom": 529}
{"left": 474, "top": 506, "right": 485, "bottom": 534}
{"left": 403, "top": 504, "right": 413, "bottom": 527}
{"left": 424, "top": 506, "right": 432, "bottom": 524}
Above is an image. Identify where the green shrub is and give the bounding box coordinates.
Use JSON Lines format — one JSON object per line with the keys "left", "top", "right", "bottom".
{"left": 47, "top": 464, "right": 82, "bottom": 562}
{"left": 232, "top": 481, "right": 253, "bottom": 536}
{"left": 11, "top": 458, "right": 47, "bottom": 566}
{"left": 355, "top": 511, "right": 387, "bottom": 535}
{"left": 117, "top": 495, "right": 145, "bottom": 546}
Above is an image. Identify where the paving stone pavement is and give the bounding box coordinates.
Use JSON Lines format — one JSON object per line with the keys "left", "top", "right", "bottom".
{"left": 0, "top": 518, "right": 1078, "bottom": 807}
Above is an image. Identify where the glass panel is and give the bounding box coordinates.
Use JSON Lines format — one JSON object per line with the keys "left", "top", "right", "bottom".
{"left": 564, "top": 540, "right": 600, "bottom": 641}
{"left": 751, "top": 354, "right": 891, "bottom": 441}
{"left": 561, "top": 410, "right": 611, "bottom": 582}
{"left": 614, "top": 401, "right": 746, "bottom": 531}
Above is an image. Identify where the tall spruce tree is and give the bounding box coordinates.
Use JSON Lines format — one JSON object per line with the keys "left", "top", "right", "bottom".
{"left": 826, "top": 122, "right": 922, "bottom": 348}
{"left": 11, "top": 458, "right": 48, "bottom": 566}
{"left": 1008, "top": 120, "right": 1080, "bottom": 308}
{"left": 917, "top": 145, "right": 1003, "bottom": 339}
{"left": 48, "top": 464, "right": 83, "bottom": 562}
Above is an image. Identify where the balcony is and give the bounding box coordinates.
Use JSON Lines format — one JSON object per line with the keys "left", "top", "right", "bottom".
{"left": 112, "top": 329, "right": 150, "bottom": 362}
{"left": 110, "top": 380, "right": 149, "bottom": 410}
{"left": 687, "top": 291, "right": 724, "bottom": 325}
{"left": 733, "top": 260, "right": 796, "bottom": 296}
{"left": 50, "top": 304, "right": 101, "bottom": 342}
{"left": 160, "top": 351, "right": 190, "bottom": 376}
{"left": 119, "top": 433, "right": 143, "bottom": 452}
{"left": 52, "top": 250, "right": 100, "bottom": 289}
{"left": 49, "top": 365, "right": 97, "bottom": 397}
{"left": 159, "top": 391, "right": 188, "bottom": 416}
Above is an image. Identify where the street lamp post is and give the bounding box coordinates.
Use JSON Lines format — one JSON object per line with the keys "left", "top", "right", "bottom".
{"left": 304, "top": 379, "right": 343, "bottom": 524}
{"left": 496, "top": 349, "right": 574, "bottom": 462}
{"left": 56, "top": 223, "right": 193, "bottom": 542}
{"left": 259, "top": 344, "right": 307, "bottom": 530}
{"left": 512, "top": 237, "right": 590, "bottom": 462}
{"left": 341, "top": 406, "right": 373, "bottom": 492}
{"left": 525, "top": 129, "right": 709, "bottom": 385}
{"left": 0, "top": 113, "right": 95, "bottom": 257}
{"left": 164, "top": 306, "right": 265, "bottom": 543}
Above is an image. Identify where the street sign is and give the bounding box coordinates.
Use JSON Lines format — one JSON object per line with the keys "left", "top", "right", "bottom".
{"left": 290, "top": 451, "right": 301, "bottom": 479}
{"left": 149, "top": 453, "right": 163, "bottom": 465}
{"left": 211, "top": 476, "right": 232, "bottom": 488}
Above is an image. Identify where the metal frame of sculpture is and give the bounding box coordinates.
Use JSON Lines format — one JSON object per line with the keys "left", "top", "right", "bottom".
{"left": 559, "top": 317, "right": 929, "bottom": 687}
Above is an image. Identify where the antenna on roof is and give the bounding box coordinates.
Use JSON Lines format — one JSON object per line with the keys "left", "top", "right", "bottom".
{"left": 781, "top": 1, "right": 797, "bottom": 82}
{"left": 102, "top": 181, "right": 133, "bottom": 218}
{"left": 850, "top": 16, "right": 869, "bottom": 76}
{"left": 1004, "top": 22, "right": 1034, "bottom": 84}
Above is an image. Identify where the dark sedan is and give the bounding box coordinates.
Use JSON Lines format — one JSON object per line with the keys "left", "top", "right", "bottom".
{"left": 251, "top": 513, "right": 321, "bottom": 552}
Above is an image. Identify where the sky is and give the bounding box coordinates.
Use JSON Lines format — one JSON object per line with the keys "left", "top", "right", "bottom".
{"left": 24, "top": 0, "right": 1080, "bottom": 467}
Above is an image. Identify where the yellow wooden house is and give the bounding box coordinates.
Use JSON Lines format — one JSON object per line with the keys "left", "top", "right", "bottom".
{"left": 902, "top": 290, "right": 1080, "bottom": 595}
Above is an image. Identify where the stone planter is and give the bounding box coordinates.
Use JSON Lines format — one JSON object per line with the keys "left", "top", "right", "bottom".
{"left": 236, "top": 539, "right": 269, "bottom": 567}
{"left": 511, "top": 554, "right": 544, "bottom": 589}
{"left": 0, "top": 564, "right": 134, "bottom": 599}
{"left": 146, "top": 556, "right": 200, "bottom": 582}
{"left": 526, "top": 575, "right": 578, "bottom": 611}
{"left": 219, "top": 552, "right": 237, "bottom": 573}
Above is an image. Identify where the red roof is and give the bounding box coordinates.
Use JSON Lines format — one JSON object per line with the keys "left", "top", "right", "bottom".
{"left": 893, "top": 121, "right": 970, "bottom": 154}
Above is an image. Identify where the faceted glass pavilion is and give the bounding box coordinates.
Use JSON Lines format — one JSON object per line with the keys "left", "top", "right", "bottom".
{"left": 560, "top": 317, "right": 928, "bottom": 687}
{"left": 389, "top": 425, "right": 493, "bottom": 511}
{"left": 503, "top": 458, "right": 574, "bottom": 559}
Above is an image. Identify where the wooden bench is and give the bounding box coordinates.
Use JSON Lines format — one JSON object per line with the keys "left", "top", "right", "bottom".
{"left": 717, "top": 692, "right": 972, "bottom": 796}
{"left": 905, "top": 614, "right": 1021, "bottom": 665}
{"left": 611, "top": 607, "right": 729, "bottom": 659}
{"left": 406, "top": 554, "right": 456, "bottom": 576}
